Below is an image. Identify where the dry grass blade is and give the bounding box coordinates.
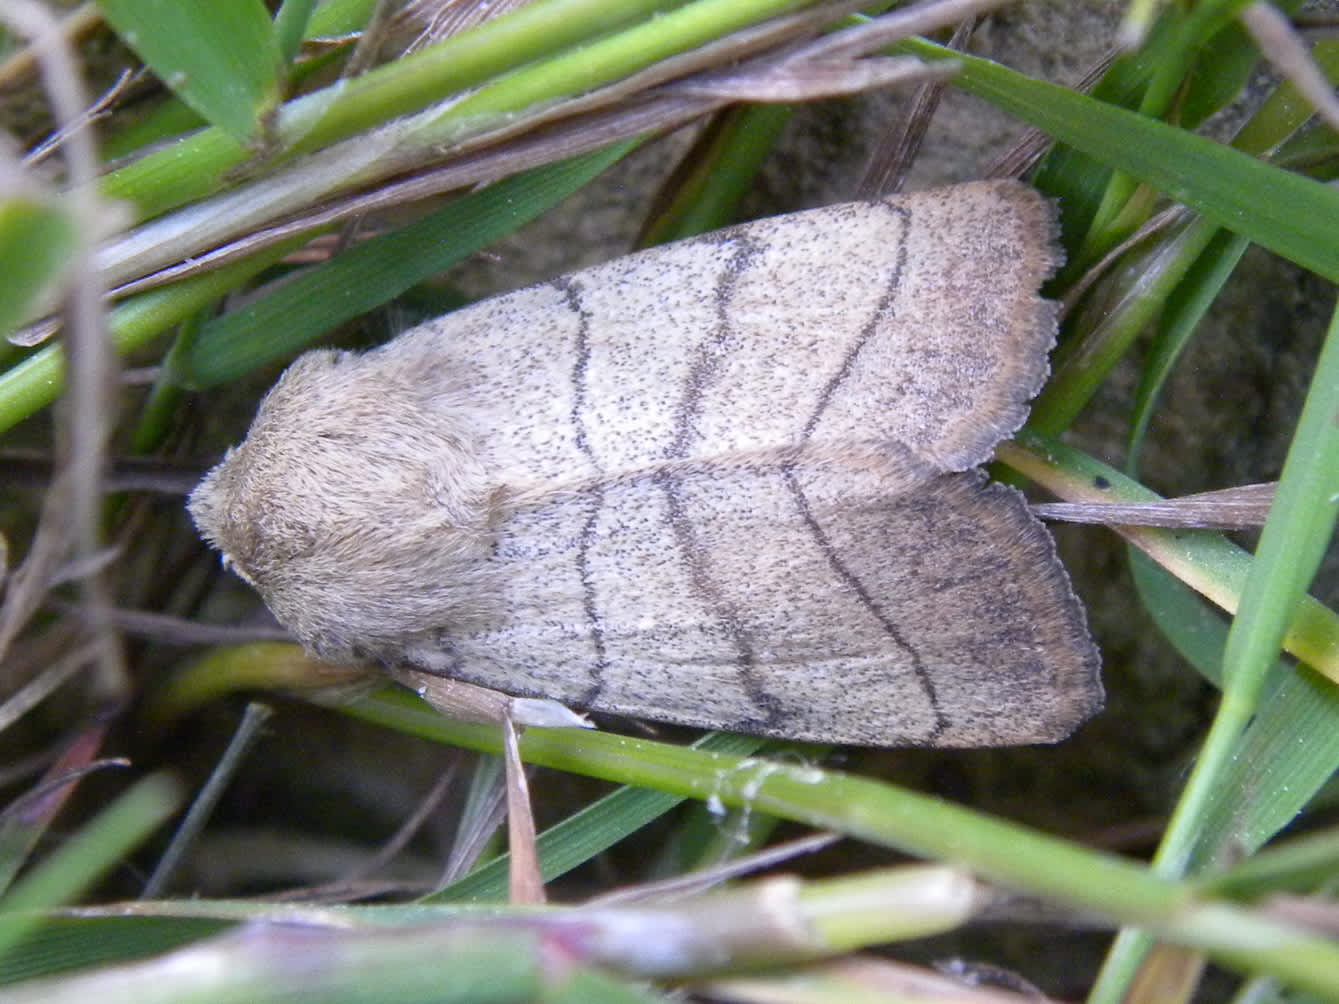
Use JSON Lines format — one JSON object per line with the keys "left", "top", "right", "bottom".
{"left": 1058, "top": 204, "right": 1188, "bottom": 317}
{"left": 502, "top": 716, "right": 545, "bottom": 905}
{"left": 0, "top": 2, "right": 102, "bottom": 89}
{"left": 333, "top": 764, "right": 458, "bottom": 889}
{"left": 0, "top": 1, "right": 123, "bottom": 697}
{"left": 53, "top": 606, "right": 290, "bottom": 647}
{"left": 0, "top": 449, "right": 205, "bottom": 496}
{"left": 1034, "top": 482, "right": 1277, "bottom": 530}
{"left": 677, "top": 54, "right": 949, "bottom": 103}
{"left": 857, "top": 14, "right": 978, "bottom": 198}
{"left": 397, "top": 0, "right": 539, "bottom": 52}
{"left": 984, "top": 47, "right": 1115, "bottom": 180}
{"left": 23, "top": 70, "right": 138, "bottom": 168}
{"left": 0, "top": 638, "right": 104, "bottom": 734}
{"left": 1122, "top": 943, "right": 1207, "bottom": 1004}
{"left": 438, "top": 759, "right": 507, "bottom": 890}
{"left": 1239, "top": 1, "right": 1339, "bottom": 136}
{"left": 340, "top": 0, "right": 401, "bottom": 79}
{"left": 590, "top": 831, "right": 841, "bottom": 905}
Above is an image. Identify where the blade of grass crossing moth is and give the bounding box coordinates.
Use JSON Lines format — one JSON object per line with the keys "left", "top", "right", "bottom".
{"left": 324, "top": 693, "right": 1339, "bottom": 995}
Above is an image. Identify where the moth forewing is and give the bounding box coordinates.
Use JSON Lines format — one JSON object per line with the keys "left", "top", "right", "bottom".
{"left": 189, "top": 180, "right": 1102, "bottom": 747}
{"left": 438, "top": 442, "right": 1098, "bottom": 746}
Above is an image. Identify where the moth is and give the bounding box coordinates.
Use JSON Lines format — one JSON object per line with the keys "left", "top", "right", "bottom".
{"left": 189, "top": 180, "right": 1103, "bottom": 747}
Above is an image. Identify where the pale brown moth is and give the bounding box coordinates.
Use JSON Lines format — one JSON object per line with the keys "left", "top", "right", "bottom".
{"left": 189, "top": 180, "right": 1103, "bottom": 747}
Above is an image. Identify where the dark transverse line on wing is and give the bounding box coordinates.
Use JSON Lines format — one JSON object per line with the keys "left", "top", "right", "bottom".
{"left": 555, "top": 275, "right": 609, "bottom": 707}
{"left": 663, "top": 234, "right": 783, "bottom": 728}
{"left": 792, "top": 201, "right": 947, "bottom": 738}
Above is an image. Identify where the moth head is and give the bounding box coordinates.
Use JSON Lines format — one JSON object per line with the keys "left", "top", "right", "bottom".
{"left": 188, "top": 346, "right": 505, "bottom": 662}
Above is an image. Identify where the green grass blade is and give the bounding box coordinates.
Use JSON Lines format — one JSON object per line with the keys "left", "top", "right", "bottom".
{"left": 334, "top": 690, "right": 1179, "bottom": 918}
{"left": 1030, "top": 214, "right": 1220, "bottom": 435}
{"left": 99, "top": 0, "right": 284, "bottom": 147}
{"left": 1216, "top": 300, "right": 1339, "bottom": 707}
{"left": 100, "top": 0, "right": 375, "bottom": 161}
{"left": 307, "top": 0, "right": 380, "bottom": 35}
{"left": 1007, "top": 437, "right": 1339, "bottom": 868}
{"left": 1198, "top": 662, "right": 1339, "bottom": 861}
{"left": 1009, "top": 392, "right": 1339, "bottom": 1000}
{"left": 1154, "top": 292, "right": 1339, "bottom": 867}
{"left": 328, "top": 691, "right": 1339, "bottom": 995}
{"left": 0, "top": 198, "right": 72, "bottom": 340}
{"left": 406, "top": 0, "right": 812, "bottom": 152}
{"left": 1032, "top": 1, "right": 1277, "bottom": 252}
{"left": 273, "top": 0, "right": 318, "bottom": 66}
{"left": 1204, "top": 826, "right": 1339, "bottom": 899}
{"left": 1129, "top": 550, "right": 1232, "bottom": 686}
{"left": 0, "top": 237, "right": 302, "bottom": 437}
{"left": 0, "top": 775, "right": 181, "bottom": 962}
{"left": 637, "top": 104, "right": 793, "bottom": 248}
{"left": 898, "top": 36, "right": 1339, "bottom": 283}
{"left": 101, "top": 0, "right": 692, "bottom": 220}
{"left": 0, "top": 916, "right": 228, "bottom": 986}
{"left": 1130, "top": 549, "right": 1339, "bottom": 869}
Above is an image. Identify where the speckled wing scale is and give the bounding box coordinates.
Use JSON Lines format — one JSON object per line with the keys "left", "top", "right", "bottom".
{"left": 189, "top": 180, "right": 1103, "bottom": 747}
